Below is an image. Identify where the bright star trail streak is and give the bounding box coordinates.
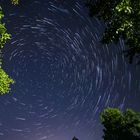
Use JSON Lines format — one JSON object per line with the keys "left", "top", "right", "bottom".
{"left": 0, "top": 0, "right": 140, "bottom": 140}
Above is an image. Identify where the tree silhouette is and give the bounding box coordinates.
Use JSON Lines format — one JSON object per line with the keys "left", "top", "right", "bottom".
{"left": 72, "top": 136, "right": 79, "bottom": 140}
{"left": 0, "top": 6, "right": 14, "bottom": 95}
{"left": 0, "top": 0, "right": 19, "bottom": 95}
{"left": 100, "top": 108, "right": 140, "bottom": 140}
{"left": 86, "top": 0, "right": 140, "bottom": 64}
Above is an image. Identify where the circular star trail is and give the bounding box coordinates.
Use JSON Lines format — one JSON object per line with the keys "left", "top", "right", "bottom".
{"left": 0, "top": 0, "right": 140, "bottom": 140}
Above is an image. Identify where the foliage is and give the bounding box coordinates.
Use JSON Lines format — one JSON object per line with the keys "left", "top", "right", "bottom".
{"left": 100, "top": 108, "right": 140, "bottom": 140}
{"left": 86, "top": 0, "right": 140, "bottom": 63}
{"left": 0, "top": 7, "right": 14, "bottom": 95}
{"left": 0, "top": 68, "right": 14, "bottom": 95}
{"left": 0, "top": 0, "right": 18, "bottom": 95}
{"left": 0, "top": 7, "right": 11, "bottom": 49}
{"left": 11, "top": 0, "right": 19, "bottom": 5}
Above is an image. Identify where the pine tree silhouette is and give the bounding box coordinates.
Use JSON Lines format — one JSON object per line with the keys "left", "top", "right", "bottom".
{"left": 72, "top": 136, "right": 79, "bottom": 140}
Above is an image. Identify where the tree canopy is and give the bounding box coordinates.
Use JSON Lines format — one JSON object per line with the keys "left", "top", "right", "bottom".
{"left": 0, "top": 68, "right": 14, "bottom": 95}
{"left": 100, "top": 108, "right": 140, "bottom": 140}
{"left": 86, "top": 0, "right": 140, "bottom": 64}
{"left": 0, "top": 7, "right": 11, "bottom": 49}
{"left": 0, "top": 1, "right": 17, "bottom": 95}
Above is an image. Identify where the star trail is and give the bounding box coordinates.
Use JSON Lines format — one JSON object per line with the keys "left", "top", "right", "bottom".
{"left": 0, "top": 0, "right": 140, "bottom": 140}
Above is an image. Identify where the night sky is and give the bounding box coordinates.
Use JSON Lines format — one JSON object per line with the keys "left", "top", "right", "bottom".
{"left": 0, "top": 0, "right": 140, "bottom": 140}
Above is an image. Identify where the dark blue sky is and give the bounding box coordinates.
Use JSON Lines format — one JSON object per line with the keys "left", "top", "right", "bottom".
{"left": 0, "top": 0, "right": 140, "bottom": 140}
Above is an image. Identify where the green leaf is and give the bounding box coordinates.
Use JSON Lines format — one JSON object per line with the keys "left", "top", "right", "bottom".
{"left": 0, "top": 68, "right": 14, "bottom": 95}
